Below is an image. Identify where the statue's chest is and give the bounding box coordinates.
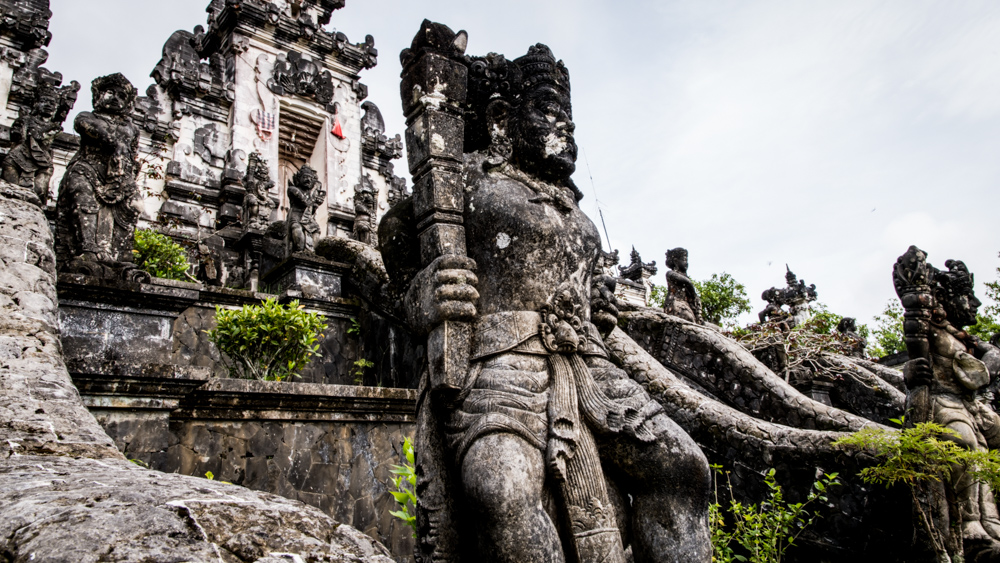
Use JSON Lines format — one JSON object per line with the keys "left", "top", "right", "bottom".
{"left": 465, "top": 176, "right": 600, "bottom": 273}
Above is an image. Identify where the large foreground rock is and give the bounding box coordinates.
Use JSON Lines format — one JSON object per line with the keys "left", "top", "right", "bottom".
{"left": 0, "top": 181, "right": 393, "bottom": 562}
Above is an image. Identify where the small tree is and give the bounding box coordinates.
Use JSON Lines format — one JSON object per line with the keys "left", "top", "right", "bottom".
{"left": 834, "top": 420, "right": 1000, "bottom": 562}
{"left": 868, "top": 299, "right": 906, "bottom": 358}
{"left": 695, "top": 272, "right": 752, "bottom": 327}
{"left": 133, "top": 228, "right": 191, "bottom": 280}
{"left": 207, "top": 298, "right": 327, "bottom": 381}
{"left": 389, "top": 437, "right": 417, "bottom": 537}
{"left": 968, "top": 252, "right": 1000, "bottom": 341}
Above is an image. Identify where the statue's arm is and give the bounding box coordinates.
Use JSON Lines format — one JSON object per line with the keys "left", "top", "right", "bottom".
{"left": 73, "top": 112, "right": 113, "bottom": 146}
{"left": 8, "top": 116, "right": 26, "bottom": 143}
{"left": 379, "top": 196, "right": 478, "bottom": 337}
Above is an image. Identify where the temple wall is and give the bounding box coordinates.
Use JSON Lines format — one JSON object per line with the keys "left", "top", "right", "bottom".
{"left": 80, "top": 377, "right": 417, "bottom": 560}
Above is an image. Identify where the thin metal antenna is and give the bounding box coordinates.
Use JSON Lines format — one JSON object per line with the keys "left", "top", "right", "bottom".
{"left": 582, "top": 147, "right": 612, "bottom": 251}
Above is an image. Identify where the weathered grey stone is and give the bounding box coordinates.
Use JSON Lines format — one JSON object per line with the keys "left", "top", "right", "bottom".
{"left": 0, "top": 455, "right": 395, "bottom": 563}
{"left": 0, "top": 180, "right": 397, "bottom": 562}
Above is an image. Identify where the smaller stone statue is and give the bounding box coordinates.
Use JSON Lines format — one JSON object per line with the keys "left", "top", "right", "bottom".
{"left": 663, "top": 247, "right": 703, "bottom": 324}
{"left": 836, "top": 317, "right": 867, "bottom": 357}
{"left": 2, "top": 80, "right": 78, "bottom": 205}
{"left": 758, "top": 287, "right": 788, "bottom": 324}
{"left": 757, "top": 265, "right": 817, "bottom": 328}
{"left": 353, "top": 174, "right": 376, "bottom": 246}
{"left": 55, "top": 73, "right": 144, "bottom": 279}
{"left": 285, "top": 164, "right": 325, "bottom": 255}
{"left": 241, "top": 151, "right": 275, "bottom": 232}
{"left": 591, "top": 248, "right": 621, "bottom": 335}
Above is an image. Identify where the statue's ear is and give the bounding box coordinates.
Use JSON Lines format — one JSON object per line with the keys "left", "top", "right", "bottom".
{"left": 485, "top": 99, "right": 512, "bottom": 139}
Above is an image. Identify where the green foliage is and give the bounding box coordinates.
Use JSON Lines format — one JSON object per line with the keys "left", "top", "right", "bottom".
{"left": 833, "top": 420, "right": 1000, "bottom": 494}
{"left": 648, "top": 284, "right": 667, "bottom": 309}
{"left": 970, "top": 255, "right": 1000, "bottom": 341}
{"left": 868, "top": 299, "right": 906, "bottom": 359}
{"left": 710, "top": 464, "right": 839, "bottom": 563}
{"left": 352, "top": 358, "right": 374, "bottom": 385}
{"left": 834, "top": 418, "right": 1000, "bottom": 558}
{"left": 694, "top": 272, "right": 752, "bottom": 327}
{"left": 132, "top": 229, "right": 191, "bottom": 280}
{"left": 969, "top": 313, "right": 1000, "bottom": 342}
{"left": 129, "top": 458, "right": 149, "bottom": 469}
{"left": 206, "top": 298, "right": 327, "bottom": 382}
{"left": 205, "top": 470, "right": 214, "bottom": 480}
{"left": 347, "top": 318, "right": 362, "bottom": 336}
{"left": 389, "top": 437, "right": 417, "bottom": 536}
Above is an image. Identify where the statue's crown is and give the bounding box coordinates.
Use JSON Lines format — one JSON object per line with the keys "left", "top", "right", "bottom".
{"left": 91, "top": 72, "right": 136, "bottom": 101}
{"left": 514, "top": 44, "right": 569, "bottom": 95}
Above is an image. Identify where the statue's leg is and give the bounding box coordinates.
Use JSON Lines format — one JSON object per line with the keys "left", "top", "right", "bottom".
{"left": 34, "top": 166, "right": 53, "bottom": 206}
{"left": 941, "top": 418, "right": 1000, "bottom": 561}
{"left": 1, "top": 161, "right": 19, "bottom": 185}
{"left": 59, "top": 175, "right": 101, "bottom": 259}
{"left": 461, "top": 432, "right": 565, "bottom": 563}
{"left": 600, "top": 412, "right": 711, "bottom": 563}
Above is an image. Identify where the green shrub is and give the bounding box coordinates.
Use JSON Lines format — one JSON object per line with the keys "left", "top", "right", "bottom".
{"left": 389, "top": 437, "right": 417, "bottom": 536}
{"left": 834, "top": 419, "right": 1000, "bottom": 560}
{"left": 133, "top": 228, "right": 191, "bottom": 280}
{"left": 206, "top": 298, "right": 327, "bottom": 381}
{"left": 710, "top": 464, "right": 839, "bottom": 563}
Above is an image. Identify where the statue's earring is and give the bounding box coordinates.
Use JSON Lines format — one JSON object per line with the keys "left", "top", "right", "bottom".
{"left": 484, "top": 100, "right": 512, "bottom": 168}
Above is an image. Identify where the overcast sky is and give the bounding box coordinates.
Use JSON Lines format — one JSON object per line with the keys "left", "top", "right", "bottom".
{"left": 47, "top": 0, "right": 1000, "bottom": 329}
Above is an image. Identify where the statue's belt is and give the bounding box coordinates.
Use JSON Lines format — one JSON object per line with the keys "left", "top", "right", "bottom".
{"left": 470, "top": 311, "right": 605, "bottom": 361}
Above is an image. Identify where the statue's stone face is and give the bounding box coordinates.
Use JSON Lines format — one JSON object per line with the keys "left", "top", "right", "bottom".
{"left": 95, "top": 85, "right": 132, "bottom": 115}
{"left": 35, "top": 93, "right": 57, "bottom": 118}
{"left": 944, "top": 290, "right": 981, "bottom": 329}
{"left": 513, "top": 85, "right": 576, "bottom": 182}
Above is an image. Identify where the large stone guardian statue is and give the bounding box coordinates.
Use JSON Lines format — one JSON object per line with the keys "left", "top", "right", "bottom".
{"left": 895, "top": 247, "right": 1000, "bottom": 562}
{"left": 55, "top": 73, "right": 144, "bottom": 279}
{"left": 383, "top": 21, "right": 710, "bottom": 563}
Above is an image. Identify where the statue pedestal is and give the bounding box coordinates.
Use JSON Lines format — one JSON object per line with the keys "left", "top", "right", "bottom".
{"left": 809, "top": 379, "right": 836, "bottom": 406}
{"left": 261, "top": 251, "right": 350, "bottom": 301}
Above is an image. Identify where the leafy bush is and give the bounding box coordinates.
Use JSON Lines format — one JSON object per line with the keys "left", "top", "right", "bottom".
{"left": 867, "top": 299, "right": 906, "bottom": 358}
{"left": 133, "top": 228, "right": 191, "bottom": 280}
{"left": 389, "top": 437, "right": 417, "bottom": 536}
{"left": 834, "top": 419, "right": 1000, "bottom": 560}
{"left": 711, "top": 464, "right": 839, "bottom": 563}
{"left": 694, "top": 272, "right": 752, "bottom": 327}
{"left": 206, "top": 298, "right": 327, "bottom": 381}
{"left": 649, "top": 272, "right": 751, "bottom": 327}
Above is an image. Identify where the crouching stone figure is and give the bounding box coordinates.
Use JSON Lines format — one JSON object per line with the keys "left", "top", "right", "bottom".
{"left": 381, "top": 21, "right": 710, "bottom": 563}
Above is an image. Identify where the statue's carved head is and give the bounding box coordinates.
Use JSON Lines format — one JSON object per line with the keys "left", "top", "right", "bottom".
{"left": 466, "top": 44, "right": 577, "bottom": 184}
{"left": 292, "top": 165, "right": 320, "bottom": 190}
{"left": 91, "top": 73, "right": 136, "bottom": 116}
{"left": 666, "top": 248, "right": 689, "bottom": 273}
{"left": 32, "top": 85, "right": 59, "bottom": 119}
{"left": 934, "top": 259, "right": 981, "bottom": 329}
{"left": 837, "top": 317, "right": 857, "bottom": 333}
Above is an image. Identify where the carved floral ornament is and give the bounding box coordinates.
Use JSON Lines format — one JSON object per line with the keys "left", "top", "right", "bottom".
{"left": 266, "top": 49, "right": 336, "bottom": 111}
